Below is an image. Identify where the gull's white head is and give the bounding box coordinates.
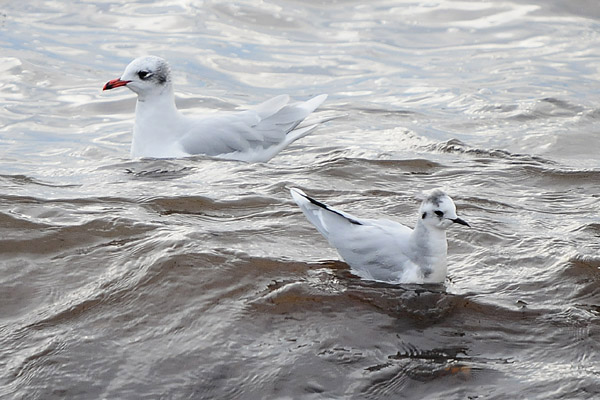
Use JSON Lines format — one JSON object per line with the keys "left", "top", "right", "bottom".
{"left": 418, "top": 189, "right": 470, "bottom": 230}
{"left": 103, "top": 55, "right": 172, "bottom": 99}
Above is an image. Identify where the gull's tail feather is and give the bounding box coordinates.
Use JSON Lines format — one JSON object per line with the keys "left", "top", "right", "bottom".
{"left": 295, "top": 111, "right": 342, "bottom": 130}
{"left": 248, "top": 95, "right": 331, "bottom": 161}
{"left": 290, "top": 188, "right": 363, "bottom": 242}
{"left": 253, "top": 95, "right": 290, "bottom": 119}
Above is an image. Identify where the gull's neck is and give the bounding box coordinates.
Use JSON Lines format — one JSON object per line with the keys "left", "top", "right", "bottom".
{"left": 131, "top": 84, "right": 183, "bottom": 158}
{"left": 409, "top": 220, "right": 448, "bottom": 282}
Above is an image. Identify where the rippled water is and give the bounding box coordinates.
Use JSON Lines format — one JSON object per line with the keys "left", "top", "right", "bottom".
{"left": 1, "top": 1, "right": 600, "bottom": 399}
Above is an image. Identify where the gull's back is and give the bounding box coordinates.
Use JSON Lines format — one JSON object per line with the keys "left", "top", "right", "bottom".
{"left": 290, "top": 188, "right": 420, "bottom": 282}
{"left": 178, "top": 94, "right": 328, "bottom": 162}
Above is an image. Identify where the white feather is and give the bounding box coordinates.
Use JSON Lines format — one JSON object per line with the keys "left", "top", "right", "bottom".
{"left": 103, "top": 56, "right": 329, "bottom": 162}
{"left": 290, "top": 188, "right": 470, "bottom": 284}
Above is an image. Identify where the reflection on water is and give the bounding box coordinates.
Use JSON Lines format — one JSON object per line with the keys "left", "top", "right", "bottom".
{"left": 1, "top": 0, "right": 600, "bottom": 399}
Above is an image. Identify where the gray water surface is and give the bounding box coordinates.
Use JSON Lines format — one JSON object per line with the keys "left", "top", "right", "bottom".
{"left": 1, "top": 1, "right": 599, "bottom": 399}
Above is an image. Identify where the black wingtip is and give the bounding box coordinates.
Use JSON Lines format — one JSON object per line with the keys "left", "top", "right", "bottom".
{"left": 299, "top": 191, "right": 362, "bottom": 226}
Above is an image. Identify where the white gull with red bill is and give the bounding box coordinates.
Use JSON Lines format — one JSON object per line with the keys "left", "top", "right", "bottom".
{"left": 103, "top": 56, "right": 328, "bottom": 162}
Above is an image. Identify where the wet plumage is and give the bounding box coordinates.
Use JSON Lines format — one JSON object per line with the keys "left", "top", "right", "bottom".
{"left": 290, "top": 188, "right": 470, "bottom": 284}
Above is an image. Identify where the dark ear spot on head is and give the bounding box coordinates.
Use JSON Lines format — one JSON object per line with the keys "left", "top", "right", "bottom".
{"left": 422, "top": 212, "right": 427, "bottom": 219}
{"left": 155, "top": 73, "right": 167, "bottom": 84}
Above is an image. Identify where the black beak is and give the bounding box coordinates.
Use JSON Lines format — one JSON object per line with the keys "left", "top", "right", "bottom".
{"left": 451, "top": 217, "right": 470, "bottom": 227}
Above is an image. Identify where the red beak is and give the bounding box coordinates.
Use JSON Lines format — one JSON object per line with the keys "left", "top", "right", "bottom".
{"left": 103, "top": 78, "right": 131, "bottom": 91}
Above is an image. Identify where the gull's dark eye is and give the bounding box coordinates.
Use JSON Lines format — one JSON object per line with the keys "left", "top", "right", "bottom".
{"left": 434, "top": 210, "right": 444, "bottom": 218}
{"left": 138, "top": 70, "right": 150, "bottom": 80}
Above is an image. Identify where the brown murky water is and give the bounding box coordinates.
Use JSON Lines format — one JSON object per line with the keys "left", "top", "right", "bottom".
{"left": 1, "top": 1, "right": 599, "bottom": 399}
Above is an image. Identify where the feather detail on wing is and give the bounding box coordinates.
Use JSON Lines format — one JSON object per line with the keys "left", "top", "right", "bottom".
{"left": 290, "top": 188, "right": 363, "bottom": 238}
{"left": 290, "top": 188, "right": 420, "bottom": 283}
{"left": 178, "top": 94, "right": 328, "bottom": 162}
